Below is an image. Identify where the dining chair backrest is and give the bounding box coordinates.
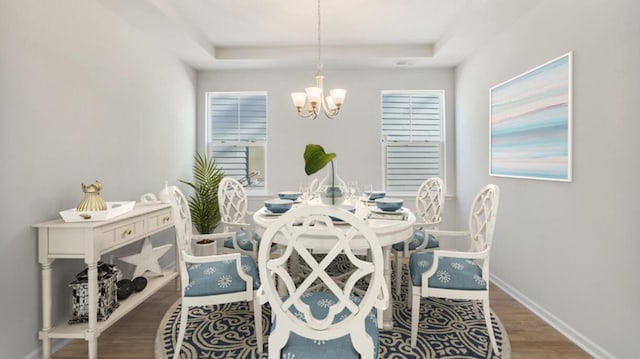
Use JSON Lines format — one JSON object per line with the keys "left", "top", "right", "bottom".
{"left": 467, "top": 184, "right": 500, "bottom": 253}
{"left": 415, "top": 177, "right": 445, "bottom": 227}
{"left": 218, "top": 177, "right": 249, "bottom": 225}
{"left": 169, "top": 185, "right": 194, "bottom": 261}
{"left": 391, "top": 177, "right": 444, "bottom": 296}
{"left": 258, "top": 205, "right": 388, "bottom": 358}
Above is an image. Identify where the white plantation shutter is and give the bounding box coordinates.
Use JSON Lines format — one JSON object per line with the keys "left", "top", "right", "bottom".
{"left": 206, "top": 92, "right": 267, "bottom": 190}
{"left": 382, "top": 91, "right": 444, "bottom": 194}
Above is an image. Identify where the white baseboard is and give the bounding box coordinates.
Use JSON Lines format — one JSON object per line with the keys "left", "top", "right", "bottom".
{"left": 490, "top": 274, "right": 616, "bottom": 359}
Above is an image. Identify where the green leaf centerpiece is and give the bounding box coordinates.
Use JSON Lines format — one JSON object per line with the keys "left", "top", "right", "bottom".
{"left": 303, "top": 144, "right": 343, "bottom": 205}
{"left": 304, "top": 144, "right": 336, "bottom": 176}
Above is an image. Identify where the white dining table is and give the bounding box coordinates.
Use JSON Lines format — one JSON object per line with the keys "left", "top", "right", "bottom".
{"left": 252, "top": 198, "right": 415, "bottom": 330}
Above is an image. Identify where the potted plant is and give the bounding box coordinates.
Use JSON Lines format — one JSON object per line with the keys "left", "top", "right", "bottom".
{"left": 303, "top": 144, "right": 345, "bottom": 205}
{"left": 179, "top": 153, "right": 225, "bottom": 237}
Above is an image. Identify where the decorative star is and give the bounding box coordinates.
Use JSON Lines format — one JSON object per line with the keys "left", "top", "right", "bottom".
{"left": 118, "top": 238, "right": 172, "bottom": 278}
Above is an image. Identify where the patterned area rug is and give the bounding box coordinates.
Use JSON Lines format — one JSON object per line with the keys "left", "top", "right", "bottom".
{"left": 155, "top": 258, "right": 510, "bottom": 358}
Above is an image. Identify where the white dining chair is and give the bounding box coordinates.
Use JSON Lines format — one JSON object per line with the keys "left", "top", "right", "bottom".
{"left": 218, "top": 176, "right": 261, "bottom": 259}
{"left": 391, "top": 177, "right": 445, "bottom": 295}
{"left": 167, "top": 185, "right": 263, "bottom": 358}
{"left": 408, "top": 184, "right": 500, "bottom": 354}
{"left": 257, "top": 205, "right": 389, "bottom": 359}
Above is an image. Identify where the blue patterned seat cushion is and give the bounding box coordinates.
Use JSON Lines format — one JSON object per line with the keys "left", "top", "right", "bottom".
{"left": 184, "top": 254, "right": 260, "bottom": 296}
{"left": 392, "top": 230, "right": 439, "bottom": 251}
{"left": 273, "top": 291, "right": 379, "bottom": 359}
{"left": 224, "top": 229, "right": 261, "bottom": 251}
{"left": 409, "top": 251, "right": 487, "bottom": 290}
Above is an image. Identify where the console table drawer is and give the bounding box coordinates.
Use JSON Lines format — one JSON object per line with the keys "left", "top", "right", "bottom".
{"left": 148, "top": 210, "right": 172, "bottom": 232}
{"left": 103, "top": 219, "right": 145, "bottom": 248}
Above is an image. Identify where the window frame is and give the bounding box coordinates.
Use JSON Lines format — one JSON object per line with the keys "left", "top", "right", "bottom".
{"left": 204, "top": 91, "right": 268, "bottom": 195}
{"left": 380, "top": 90, "right": 446, "bottom": 196}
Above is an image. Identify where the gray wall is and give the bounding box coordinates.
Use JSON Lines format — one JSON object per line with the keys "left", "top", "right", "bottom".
{"left": 455, "top": 0, "right": 639, "bottom": 358}
{"left": 0, "top": 1, "right": 196, "bottom": 358}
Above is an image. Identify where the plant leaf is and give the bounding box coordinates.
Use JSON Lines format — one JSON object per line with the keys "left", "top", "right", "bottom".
{"left": 179, "top": 153, "right": 225, "bottom": 233}
{"left": 304, "top": 144, "right": 336, "bottom": 175}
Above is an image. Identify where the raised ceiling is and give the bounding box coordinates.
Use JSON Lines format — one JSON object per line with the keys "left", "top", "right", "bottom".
{"left": 99, "top": 0, "right": 541, "bottom": 70}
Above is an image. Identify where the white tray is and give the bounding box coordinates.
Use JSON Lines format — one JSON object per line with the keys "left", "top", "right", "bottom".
{"left": 59, "top": 201, "right": 136, "bottom": 222}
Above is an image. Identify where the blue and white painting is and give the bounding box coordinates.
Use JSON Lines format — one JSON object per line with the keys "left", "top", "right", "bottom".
{"left": 490, "top": 52, "right": 572, "bottom": 181}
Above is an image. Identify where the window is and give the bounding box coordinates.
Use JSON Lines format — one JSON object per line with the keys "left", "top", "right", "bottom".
{"left": 381, "top": 90, "right": 444, "bottom": 194}
{"left": 206, "top": 92, "right": 267, "bottom": 192}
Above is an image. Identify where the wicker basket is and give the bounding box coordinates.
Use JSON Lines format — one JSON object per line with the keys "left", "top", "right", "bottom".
{"left": 68, "top": 262, "right": 120, "bottom": 324}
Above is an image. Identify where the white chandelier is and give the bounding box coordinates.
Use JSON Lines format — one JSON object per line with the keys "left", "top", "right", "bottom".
{"left": 291, "top": 0, "right": 346, "bottom": 120}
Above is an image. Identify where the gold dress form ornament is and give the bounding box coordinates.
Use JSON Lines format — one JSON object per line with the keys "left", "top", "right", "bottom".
{"left": 77, "top": 181, "right": 107, "bottom": 211}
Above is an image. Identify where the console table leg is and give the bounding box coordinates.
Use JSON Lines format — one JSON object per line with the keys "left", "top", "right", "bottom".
{"left": 40, "top": 261, "right": 52, "bottom": 359}
{"left": 87, "top": 261, "right": 98, "bottom": 359}
{"left": 88, "top": 338, "right": 98, "bottom": 359}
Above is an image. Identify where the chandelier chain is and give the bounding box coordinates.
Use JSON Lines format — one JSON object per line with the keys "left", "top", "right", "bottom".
{"left": 317, "top": 0, "right": 321, "bottom": 69}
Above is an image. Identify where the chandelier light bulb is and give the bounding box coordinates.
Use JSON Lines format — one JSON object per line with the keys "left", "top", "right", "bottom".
{"left": 329, "top": 89, "right": 346, "bottom": 106}
{"left": 291, "top": 92, "right": 307, "bottom": 109}
{"left": 305, "top": 87, "right": 322, "bottom": 105}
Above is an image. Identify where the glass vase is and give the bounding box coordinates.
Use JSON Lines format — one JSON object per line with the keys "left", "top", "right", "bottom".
{"left": 318, "top": 160, "right": 347, "bottom": 205}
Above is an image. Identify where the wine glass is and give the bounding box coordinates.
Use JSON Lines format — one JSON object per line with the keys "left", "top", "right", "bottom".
{"left": 362, "top": 184, "right": 373, "bottom": 200}
{"left": 348, "top": 180, "right": 360, "bottom": 203}
{"left": 299, "top": 183, "right": 310, "bottom": 204}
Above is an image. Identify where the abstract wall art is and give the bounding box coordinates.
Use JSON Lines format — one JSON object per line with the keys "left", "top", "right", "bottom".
{"left": 489, "top": 52, "right": 572, "bottom": 181}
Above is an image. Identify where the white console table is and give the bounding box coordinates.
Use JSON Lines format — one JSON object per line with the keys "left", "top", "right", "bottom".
{"left": 33, "top": 203, "right": 176, "bottom": 359}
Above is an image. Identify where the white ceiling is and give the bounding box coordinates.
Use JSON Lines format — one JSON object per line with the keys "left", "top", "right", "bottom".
{"left": 99, "top": 0, "right": 541, "bottom": 70}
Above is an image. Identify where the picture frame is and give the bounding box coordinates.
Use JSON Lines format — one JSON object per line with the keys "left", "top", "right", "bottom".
{"left": 489, "top": 52, "right": 572, "bottom": 182}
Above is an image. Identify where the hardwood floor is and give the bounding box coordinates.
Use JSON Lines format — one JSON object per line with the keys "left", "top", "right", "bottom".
{"left": 51, "top": 279, "right": 591, "bottom": 358}
{"left": 489, "top": 283, "right": 592, "bottom": 359}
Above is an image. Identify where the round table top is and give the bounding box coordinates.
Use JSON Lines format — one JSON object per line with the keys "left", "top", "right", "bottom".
{"left": 252, "top": 199, "right": 415, "bottom": 249}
